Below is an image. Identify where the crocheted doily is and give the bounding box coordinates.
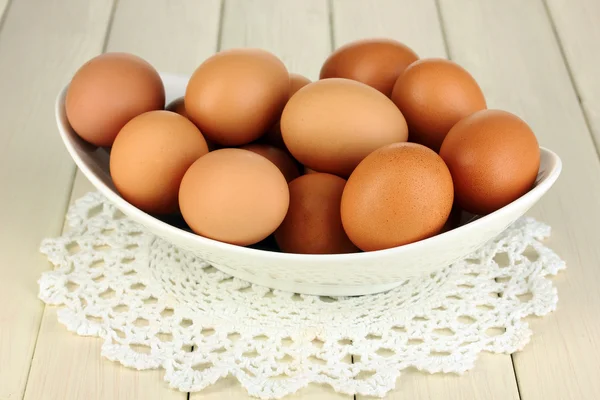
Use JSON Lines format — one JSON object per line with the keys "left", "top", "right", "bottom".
{"left": 38, "top": 192, "right": 565, "bottom": 399}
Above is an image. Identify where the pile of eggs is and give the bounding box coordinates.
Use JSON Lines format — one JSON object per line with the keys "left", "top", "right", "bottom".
{"left": 65, "top": 39, "right": 540, "bottom": 254}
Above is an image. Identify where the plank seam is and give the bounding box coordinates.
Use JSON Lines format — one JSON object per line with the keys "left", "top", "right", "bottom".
{"left": 216, "top": 0, "right": 226, "bottom": 52}
{"left": 327, "top": 0, "right": 335, "bottom": 52}
{"left": 432, "top": 0, "right": 451, "bottom": 58}
{"left": 510, "top": 354, "right": 524, "bottom": 400}
{"left": 102, "top": 0, "right": 120, "bottom": 53}
{"left": 21, "top": 0, "right": 119, "bottom": 397}
{"left": 0, "top": 0, "right": 14, "bottom": 35}
{"left": 328, "top": 4, "right": 355, "bottom": 398}
{"left": 22, "top": 169, "right": 78, "bottom": 400}
{"left": 435, "top": 2, "right": 524, "bottom": 398}
{"left": 185, "top": 0, "right": 225, "bottom": 396}
{"left": 540, "top": 0, "right": 600, "bottom": 161}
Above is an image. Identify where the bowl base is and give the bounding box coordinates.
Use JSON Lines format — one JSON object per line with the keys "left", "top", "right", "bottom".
{"left": 211, "top": 262, "right": 406, "bottom": 296}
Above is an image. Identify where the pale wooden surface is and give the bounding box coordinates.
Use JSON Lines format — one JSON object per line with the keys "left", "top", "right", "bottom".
{"left": 1, "top": 0, "right": 598, "bottom": 399}
{"left": 24, "top": 1, "right": 220, "bottom": 399}
{"left": 439, "top": 1, "right": 600, "bottom": 399}
{"left": 0, "top": 1, "right": 114, "bottom": 398}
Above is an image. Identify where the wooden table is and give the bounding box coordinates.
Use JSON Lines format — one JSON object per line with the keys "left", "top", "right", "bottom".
{"left": 2, "top": 0, "right": 599, "bottom": 398}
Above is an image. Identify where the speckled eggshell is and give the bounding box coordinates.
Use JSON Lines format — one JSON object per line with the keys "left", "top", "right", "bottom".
{"left": 240, "top": 143, "right": 300, "bottom": 182}
{"left": 185, "top": 48, "right": 289, "bottom": 146}
{"left": 109, "top": 110, "right": 208, "bottom": 214}
{"left": 65, "top": 52, "right": 165, "bottom": 147}
{"left": 275, "top": 173, "right": 358, "bottom": 254}
{"left": 341, "top": 142, "right": 454, "bottom": 251}
{"left": 391, "top": 58, "right": 486, "bottom": 152}
{"left": 281, "top": 78, "right": 408, "bottom": 177}
{"left": 439, "top": 109, "right": 540, "bottom": 215}
{"left": 178, "top": 148, "right": 290, "bottom": 246}
{"left": 320, "top": 38, "right": 419, "bottom": 96}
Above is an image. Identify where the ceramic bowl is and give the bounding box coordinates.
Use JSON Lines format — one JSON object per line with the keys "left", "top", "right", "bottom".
{"left": 55, "top": 72, "right": 562, "bottom": 296}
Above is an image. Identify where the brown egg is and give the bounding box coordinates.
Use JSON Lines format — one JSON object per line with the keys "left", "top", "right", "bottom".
{"left": 341, "top": 142, "right": 454, "bottom": 251}
{"left": 110, "top": 110, "right": 208, "bottom": 214}
{"left": 320, "top": 38, "right": 419, "bottom": 97}
{"left": 164, "top": 96, "right": 222, "bottom": 151}
{"left": 304, "top": 166, "right": 318, "bottom": 174}
{"left": 185, "top": 48, "right": 289, "bottom": 146}
{"left": 439, "top": 109, "right": 540, "bottom": 215}
{"left": 391, "top": 58, "right": 486, "bottom": 152}
{"left": 262, "top": 73, "right": 312, "bottom": 149}
{"left": 281, "top": 78, "right": 408, "bottom": 177}
{"left": 240, "top": 144, "right": 300, "bottom": 182}
{"left": 179, "top": 148, "right": 289, "bottom": 246}
{"left": 275, "top": 173, "right": 358, "bottom": 254}
{"left": 66, "top": 52, "right": 165, "bottom": 147}
{"left": 289, "top": 73, "right": 312, "bottom": 96}
{"left": 166, "top": 96, "right": 188, "bottom": 118}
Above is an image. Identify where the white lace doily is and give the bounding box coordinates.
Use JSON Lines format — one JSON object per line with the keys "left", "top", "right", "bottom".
{"left": 38, "top": 192, "right": 565, "bottom": 399}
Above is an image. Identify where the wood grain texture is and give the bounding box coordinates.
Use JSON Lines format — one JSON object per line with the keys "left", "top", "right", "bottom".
{"left": 439, "top": 0, "right": 600, "bottom": 399}
{"left": 192, "top": 1, "right": 349, "bottom": 398}
{"left": 544, "top": 0, "right": 600, "bottom": 149}
{"left": 220, "top": 0, "right": 332, "bottom": 80}
{"left": 0, "top": 1, "right": 114, "bottom": 399}
{"left": 332, "top": 1, "right": 519, "bottom": 399}
{"left": 24, "top": 1, "right": 221, "bottom": 399}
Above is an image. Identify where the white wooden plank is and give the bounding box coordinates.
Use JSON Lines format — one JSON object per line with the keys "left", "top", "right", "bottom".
{"left": 24, "top": 1, "right": 221, "bottom": 399}
{"left": 107, "top": 0, "right": 221, "bottom": 75}
{"left": 193, "top": 1, "right": 349, "bottom": 399}
{"left": 545, "top": 0, "right": 600, "bottom": 147}
{"left": 438, "top": 0, "right": 600, "bottom": 399}
{"left": 219, "top": 0, "right": 332, "bottom": 80}
{"left": 331, "top": 0, "right": 446, "bottom": 58}
{"left": 332, "top": 1, "right": 520, "bottom": 399}
{"left": 0, "top": 0, "right": 114, "bottom": 398}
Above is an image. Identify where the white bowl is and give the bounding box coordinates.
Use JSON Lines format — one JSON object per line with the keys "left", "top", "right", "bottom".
{"left": 55, "top": 72, "right": 562, "bottom": 296}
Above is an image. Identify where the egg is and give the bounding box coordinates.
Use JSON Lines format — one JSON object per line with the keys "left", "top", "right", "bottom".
{"left": 304, "top": 167, "right": 318, "bottom": 175}
{"left": 320, "top": 38, "right": 419, "bottom": 97}
{"left": 178, "top": 148, "right": 290, "bottom": 245}
{"left": 391, "top": 58, "right": 486, "bottom": 152}
{"left": 166, "top": 96, "right": 188, "bottom": 118}
{"left": 262, "top": 73, "right": 312, "bottom": 149}
{"left": 185, "top": 48, "right": 289, "bottom": 146}
{"left": 240, "top": 143, "right": 300, "bottom": 182}
{"left": 166, "top": 96, "right": 222, "bottom": 151}
{"left": 289, "top": 73, "right": 312, "bottom": 96}
{"left": 66, "top": 52, "right": 165, "bottom": 147}
{"left": 110, "top": 110, "right": 208, "bottom": 214}
{"left": 439, "top": 109, "right": 540, "bottom": 215}
{"left": 341, "top": 142, "right": 454, "bottom": 251}
{"left": 281, "top": 78, "right": 408, "bottom": 177}
{"left": 275, "top": 173, "right": 358, "bottom": 254}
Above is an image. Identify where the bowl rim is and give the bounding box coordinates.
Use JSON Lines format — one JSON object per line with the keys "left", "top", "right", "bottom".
{"left": 55, "top": 74, "right": 563, "bottom": 262}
